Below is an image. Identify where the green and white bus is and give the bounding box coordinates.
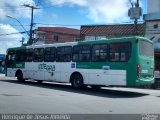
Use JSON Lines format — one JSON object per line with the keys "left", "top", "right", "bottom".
{"left": 5, "top": 36, "right": 154, "bottom": 89}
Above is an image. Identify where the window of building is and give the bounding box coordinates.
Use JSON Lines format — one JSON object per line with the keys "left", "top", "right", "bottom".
{"left": 37, "top": 33, "right": 45, "bottom": 41}
{"left": 56, "top": 46, "right": 72, "bottom": 62}
{"left": 85, "top": 36, "right": 96, "bottom": 41}
{"left": 33, "top": 48, "right": 44, "bottom": 62}
{"left": 96, "top": 36, "right": 107, "bottom": 40}
{"left": 154, "top": 24, "right": 158, "bottom": 29}
{"left": 85, "top": 35, "right": 107, "bottom": 41}
{"left": 53, "top": 34, "right": 59, "bottom": 42}
{"left": 25, "top": 49, "right": 33, "bottom": 62}
{"left": 44, "top": 47, "right": 56, "bottom": 62}
{"left": 73, "top": 45, "right": 91, "bottom": 62}
{"left": 109, "top": 42, "right": 131, "bottom": 62}
{"left": 92, "top": 44, "right": 108, "bottom": 62}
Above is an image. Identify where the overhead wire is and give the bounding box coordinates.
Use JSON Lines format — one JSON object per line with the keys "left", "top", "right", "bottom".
{"left": 0, "top": 31, "right": 28, "bottom": 36}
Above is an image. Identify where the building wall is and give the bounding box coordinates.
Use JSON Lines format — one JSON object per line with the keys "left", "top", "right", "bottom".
{"left": 80, "top": 24, "right": 145, "bottom": 41}
{"left": 35, "top": 27, "right": 80, "bottom": 44}
{"left": 145, "top": 21, "right": 160, "bottom": 49}
{"left": 148, "top": 0, "right": 160, "bottom": 14}
{"left": 144, "top": 0, "right": 160, "bottom": 49}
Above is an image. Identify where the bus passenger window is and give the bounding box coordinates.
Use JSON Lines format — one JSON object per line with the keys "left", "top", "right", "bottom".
{"left": 25, "top": 49, "right": 33, "bottom": 62}
{"left": 109, "top": 42, "right": 131, "bottom": 62}
{"left": 16, "top": 49, "right": 25, "bottom": 62}
{"left": 110, "top": 52, "right": 119, "bottom": 61}
{"left": 44, "top": 47, "right": 56, "bottom": 62}
{"left": 92, "top": 44, "right": 107, "bottom": 62}
{"left": 56, "top": 46, "right": 72, "bottom": 62}
{"left": 73, "top": 45, "right": 91, "bottom": 62}
{"left": 33, "top": 48, "right": 44, "bottom": 62}
{"left": 120, "top": 53, "right": 126, "bottom": 61}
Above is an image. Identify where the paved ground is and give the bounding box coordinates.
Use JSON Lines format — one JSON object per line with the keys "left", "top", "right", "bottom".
{"left": 0, "top": 74, "right": 160, "bottom": 114}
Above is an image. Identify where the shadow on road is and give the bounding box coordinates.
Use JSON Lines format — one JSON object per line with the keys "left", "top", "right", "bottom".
{"left": 0, "top": 79, "right": 149, "bottom": 98}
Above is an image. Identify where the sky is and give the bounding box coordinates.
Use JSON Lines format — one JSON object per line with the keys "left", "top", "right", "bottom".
{"left": 0, "top": 0, "right": 147, "bottom": 54}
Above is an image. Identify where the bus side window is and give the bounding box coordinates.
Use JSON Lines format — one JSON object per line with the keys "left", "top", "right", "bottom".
{"left": 12, "top": 55, "right": 16, "bottom": 61}
{"left": 110, "top": 53, "right": 115, "bottom": 60}
{"left": 120, "top": 43, "right": 131, "bottom": 62}
{"left": 15, "top": 49, "right": 25, "bottom": 62}
{"left": 109, "top": 42, "right": 131, "bottom": 62}
{"left": 33, "top": 48, "right": 44, "bottom": 62}
{"left": 80, "top": 45, "right": 90, "bottom": 62}
{"left": 92, "top": 44, "right": 108, "bottom": 62}
{"left": 25, "top": 49, "right": 33, "bottom": 62}
{"left": 44, "top": 47, "right": 56, "bottom": 62}
{"left": 64, "top": 46, "right": 72, "bottom": 62}
{"left": 72, "top": 46, "right": 80, "bottom": 62}
{"left": 56, "top": 46, "right": 72, "bottom": 62}
{"left": 109, "top": 44, "right": 120, "bottom": 61}
{"left": 73, "top": 45, "right": 91, "bottom": 62}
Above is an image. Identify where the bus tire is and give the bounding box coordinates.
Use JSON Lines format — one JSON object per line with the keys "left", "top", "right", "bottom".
{"left": 16, "top": 71, "right": 25, "bottom": 82}
{"left": 71, "top": 73, "right": 84, "bottom": 89}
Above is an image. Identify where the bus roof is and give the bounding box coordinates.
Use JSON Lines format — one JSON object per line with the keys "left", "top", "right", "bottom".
{"left": 7, "top": 36, "right": 152, "bottom": 51}
{"left": 78, "top": 36, "right": 152, "bottom": 44}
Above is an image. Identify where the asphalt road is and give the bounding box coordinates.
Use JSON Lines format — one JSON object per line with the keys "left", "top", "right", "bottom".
{"left": 0, "top": 74, "right": 160, "bottom": 114}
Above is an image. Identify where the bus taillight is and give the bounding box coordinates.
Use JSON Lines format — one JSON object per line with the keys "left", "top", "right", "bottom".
{"left": 137, "top": 64, "right": 140, "bottom": 78}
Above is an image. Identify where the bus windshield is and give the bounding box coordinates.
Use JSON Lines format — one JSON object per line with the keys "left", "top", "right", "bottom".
{"left": 139, "top": 40, "right": 154, "bottom": 57}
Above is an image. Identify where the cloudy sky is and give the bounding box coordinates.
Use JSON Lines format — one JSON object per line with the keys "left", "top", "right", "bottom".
{"left": 0, "top": 0, "right": 147, "bottom": 54}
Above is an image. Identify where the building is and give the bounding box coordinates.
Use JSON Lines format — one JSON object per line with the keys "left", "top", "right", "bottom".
{"left": 148, "top": 0, "right": 160, "bottom": 14}
{"left": 35, "top": 27, "right": 80, "bottom": 44}
{"left": 144, "top": 0, "right": 160, "bottom": 85}
{"left": 144, "top": 0, "right": 160, "bottom": 49}
{"left": 0, "top": 54, "right": 5, "bottom": 73}
{"left": 80, "top": 24, "right": 145, "bottom": 41}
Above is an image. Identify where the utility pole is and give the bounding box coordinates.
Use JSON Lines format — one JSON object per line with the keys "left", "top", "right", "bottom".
{"left": 20, "top": 37, "right": 25, "bottom": 46}
{"left": 23, "top": 4, "right": 39, "bottom": 45}
{"left": 134, "top": 0, "right": 139, "bottom": 35}
{"left": 128, "top": 0, "right": 142, "bottom": 36}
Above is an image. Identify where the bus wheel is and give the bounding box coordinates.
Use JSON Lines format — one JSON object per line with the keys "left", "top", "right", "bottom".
{"left": 71, "top": 73, "right": 84, "bottom": 89}
{"left": 90, "top": 85, "right": 101, "bottom": 90}
{"left": 17, "top": 72, "right": 25, "bottom": 82}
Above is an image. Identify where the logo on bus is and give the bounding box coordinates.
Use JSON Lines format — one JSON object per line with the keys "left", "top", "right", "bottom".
{"left": 15, "top": 63, "right": 24, "bottom": 68}
{"left": 38, "top": 64, "right": 55, "bottom": 72}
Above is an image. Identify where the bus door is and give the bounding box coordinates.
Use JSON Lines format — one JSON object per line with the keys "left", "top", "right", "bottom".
{"left": 6, "top": 50, "right": 15, "bottom": 68}
{"left": 43, "top": 47, "right": 60, "bottom": 82}
{"left": 5, "top": 50, "right": 16, "bottom": 76}
{"left": 32, "top": 48, "right": 45, "bottom": 80}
